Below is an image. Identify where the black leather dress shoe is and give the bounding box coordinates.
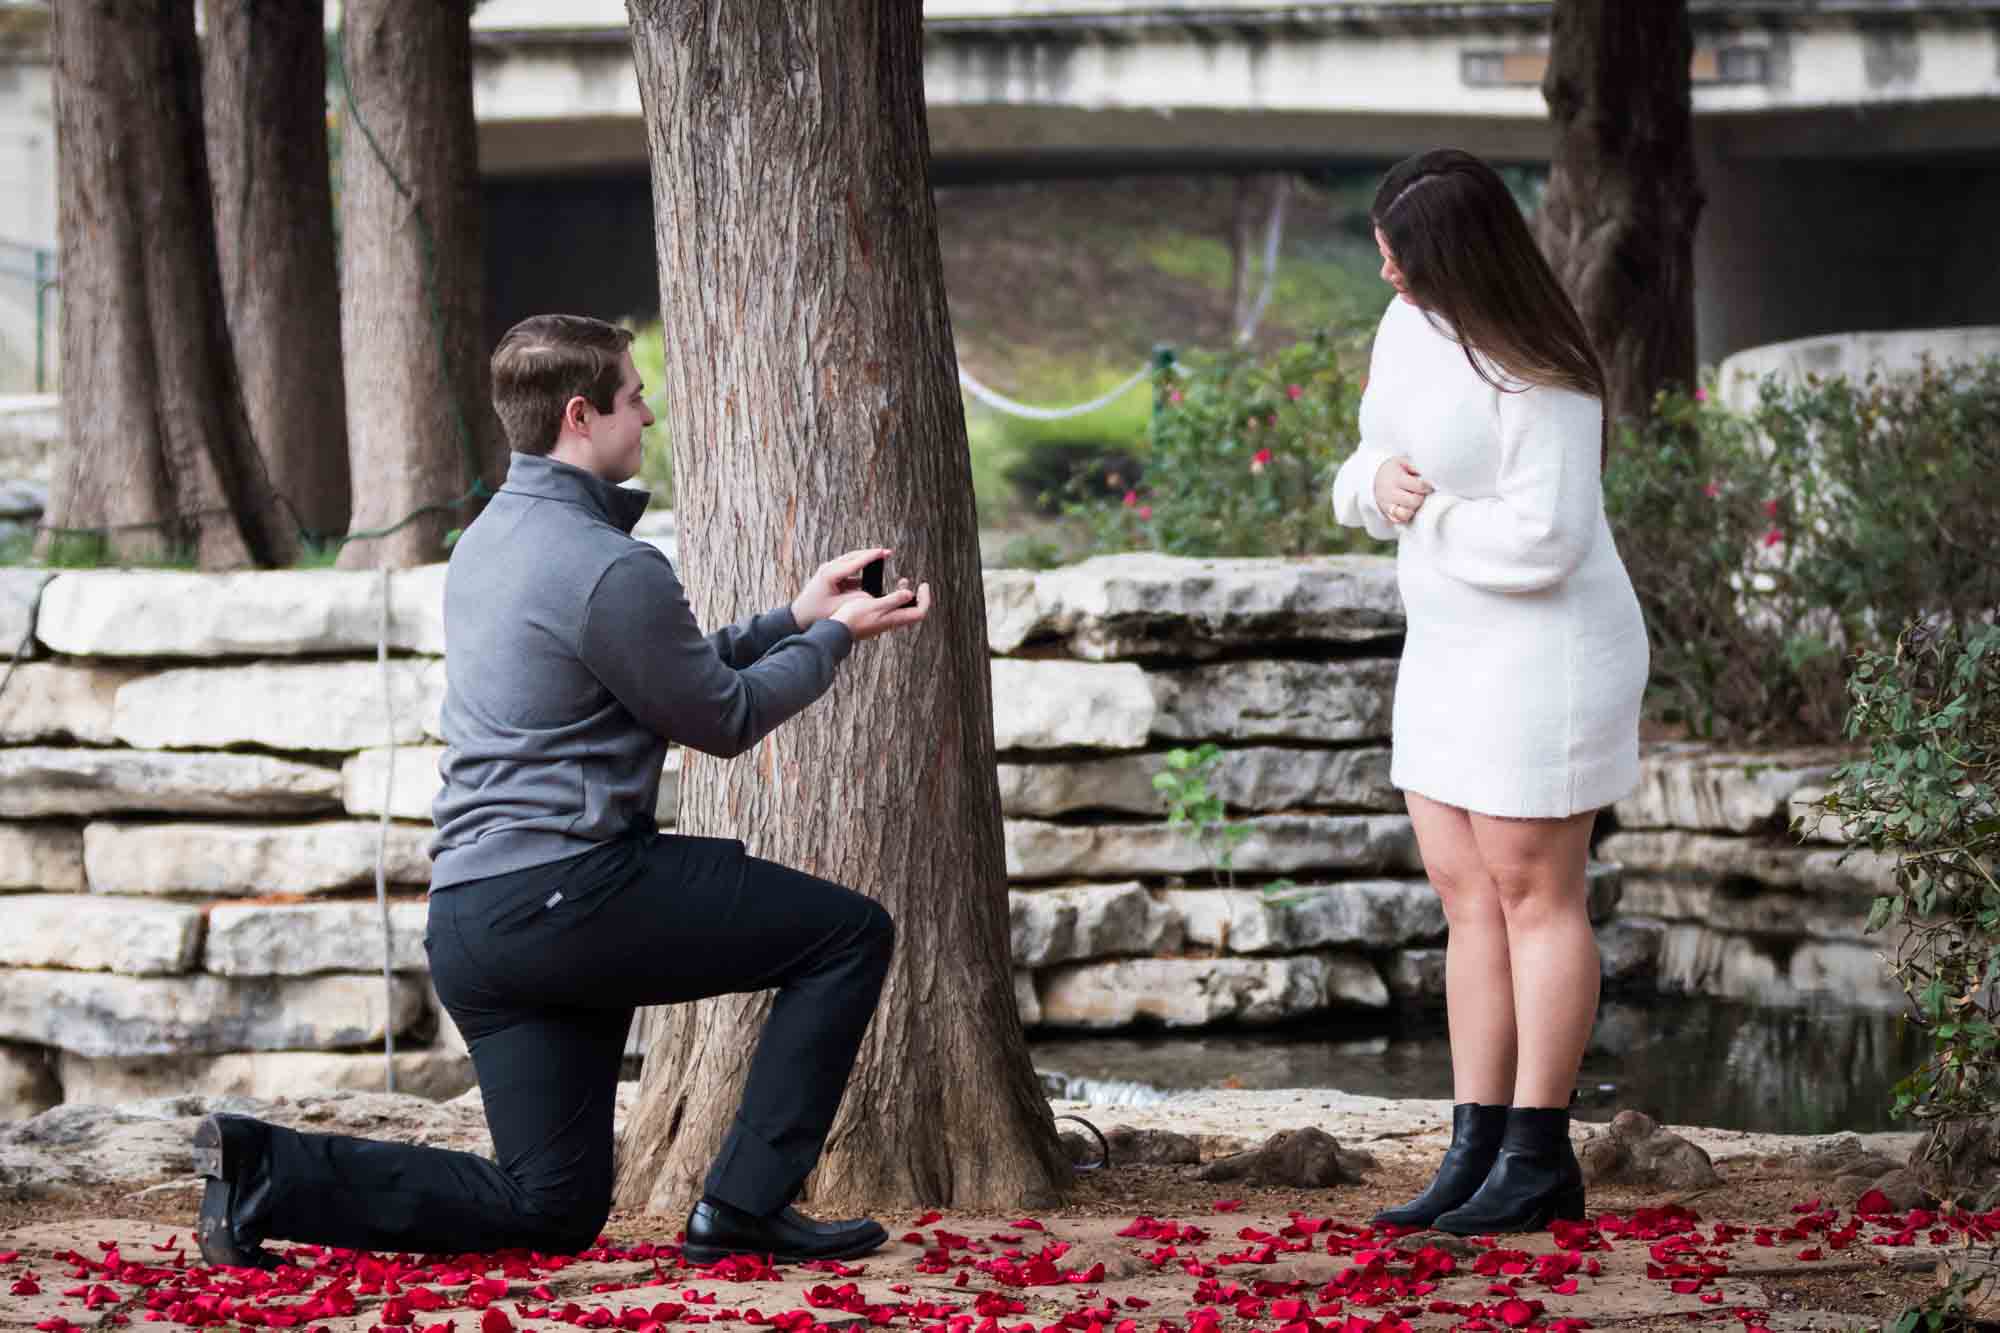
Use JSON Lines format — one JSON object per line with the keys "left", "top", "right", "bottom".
{"left": 193, "top": 1114, "right": 279, "bottom": 1269}
{"left": 682, "top": 1197, "right": 888, "bottom": 1264}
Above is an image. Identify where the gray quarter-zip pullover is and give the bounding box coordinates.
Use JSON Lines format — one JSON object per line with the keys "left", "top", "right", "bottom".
{"left": 429, "top": 452, "right": 852, "bottom": 888}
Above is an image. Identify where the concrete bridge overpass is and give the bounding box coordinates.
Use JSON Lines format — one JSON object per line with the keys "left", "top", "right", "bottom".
{"left": 467, "top": 0, "right": 2000, "bottom": 365}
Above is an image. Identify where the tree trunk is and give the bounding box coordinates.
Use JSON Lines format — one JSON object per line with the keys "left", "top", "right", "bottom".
{"left": 334, "top": 0, "right": 498, "bottom": 570}
{"left": 615, "top": 0, "right": 1068, "bottom": 1216}
{"left": 44, "top": 0, "right": 289, "bottom": 568}
{"left": 203, "top": 0, "right": 350, "bottom": 551}
{"left": 1536, "top": 0, "right": 1704, "bottom": 429}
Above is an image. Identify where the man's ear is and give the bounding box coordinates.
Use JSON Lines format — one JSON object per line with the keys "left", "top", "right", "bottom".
{"left": 562, "top": 394, "right": 593, "bottom": 436}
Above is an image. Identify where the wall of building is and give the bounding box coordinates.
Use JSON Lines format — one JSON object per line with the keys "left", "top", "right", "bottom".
{"left": 1693, "top": 141, "right": 2000, "bottom": 365}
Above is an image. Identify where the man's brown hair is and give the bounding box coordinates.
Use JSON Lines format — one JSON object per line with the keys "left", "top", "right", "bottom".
{"left": 490, "top": 314, "right": 636, "bottom": 455}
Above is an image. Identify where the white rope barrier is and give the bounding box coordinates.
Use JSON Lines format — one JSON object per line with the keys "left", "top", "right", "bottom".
{"left": 956, "top": 362, "right": 1154, "bottom": 422}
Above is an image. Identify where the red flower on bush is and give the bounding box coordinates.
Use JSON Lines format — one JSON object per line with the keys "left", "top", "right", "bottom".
{"left": 1250, "top": 448, "right": 1273, "bottom": 474}
{"left": 1286, "top": 384, "right": 1303, "bottom": 400}
{"left": 1763, "top": 498, "right": 1780, "bottom": 518}
{"left": 1763, "top": 528, "right": 1785, "bottom": 548}
{"left": 1702, "top": 481, "right": 1721, "bottom": 499}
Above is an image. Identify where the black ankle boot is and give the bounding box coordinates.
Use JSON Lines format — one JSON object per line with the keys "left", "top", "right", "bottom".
{"left": 1371, "top": 1102, "right": 1509, "bottom": 1230}
{"left": 1432, "top": 1106, "right": 1586, "bottom": 1235}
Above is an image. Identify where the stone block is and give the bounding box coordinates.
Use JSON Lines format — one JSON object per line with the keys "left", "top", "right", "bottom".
{"left": 1616, "top": 874, "right": 1873, "bottom": 941}
{"left": 114, "top": 659, "right": 444, "bottom": 752}
{"left": 55, "top": 1048, "right": 475, "bottom": 1105}
{"left": 990, "top": 659, "right": 1154, "bottom": 751}
{"left": 1008, "top": 883, "right": 1179, "bottom": 968}
{"left": 0, "top": 968, "right": 424, "bottom": 1057}
{"left": 1014, "top": 971, "right": 1041, "bottom": 1027}
{"left": 984, "top": 554, "right": 1404, "bottom": 659}
{"left": 996, "top": 746, "right": 1398, "bottom": 818}
{"left": 342, "top": 745, "right": 683, "bottom": 826}
{"left": 84, "top": 819, "right": 433, "bottom": 896}
{"left": 0, "top": 823, "right": 84, "bottom": 892}
{"left": 0, "top": 1041, "right": 60, "bottom": 1122}
{"left": 0, "top": 569, "right": 52, "bottom": 662}
{"left": 1036, "top": 954, "right": 1388, "bottom": 1028}
{"left": 1383, "top": 948, "right": 1446, "bottom": 1003}
{"left": 0, "top": 663, "right": 137, "bottom": 744}
{"left": 1614, "top": 744, "right": 1848, "bottom": 833}
{"left": 35, "top": 567, "right": 447, "bottom": 658}
{"left": 1596, "top": 830, "right": 1896, "bottom": 897}
{"left": 1149, "top": 659, "right": 1397, "bottom": 744}
{"left": 0, "top": 747, "right": 342, "bottom": 818}
{"left": 0, "top": 895, "right": 203, "bottom": 975}
{"left": 1004, "top": 813, "right": 1418, "bottom": 882}
{"left": 1167, "top": 879, "right": 1445, "bottom": 954}
{"left": 204, "top": 899, "right": 432, "bottom": 976}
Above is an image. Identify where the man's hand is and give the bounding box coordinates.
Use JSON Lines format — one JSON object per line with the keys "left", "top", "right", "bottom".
{"left": 831, "top": 579, "right": 931, "bottom": 641}
{"left": 792, "top": 548, "right": 888, "bottom": 630}
{"left": 1374, "top": 456, "right": 1434, "bottom": 526}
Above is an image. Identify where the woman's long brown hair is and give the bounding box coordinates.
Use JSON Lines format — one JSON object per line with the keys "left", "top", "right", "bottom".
{"left": 1372, "top": 149, "right": 1609, "bottom": 463}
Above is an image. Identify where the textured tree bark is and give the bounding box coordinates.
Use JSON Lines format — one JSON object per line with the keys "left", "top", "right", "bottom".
{"left": 334, "top": 0, "right": 499, "bottom": 570}
{"left": 615, "top": 0, "right": 1068, "bottom": 1216}
{"left": 44, "top": 0, "right": 289, "bottom": 568}
{"left": 1536, "top": 0, "right": 1705, "bottom": 429}
{"left": 203, "top": 0, "right": 350, "bottom": 550}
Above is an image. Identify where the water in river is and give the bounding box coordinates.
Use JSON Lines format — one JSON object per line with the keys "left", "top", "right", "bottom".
{"left": 1030, "top": 995, "right": 1926, "bottom": 1135}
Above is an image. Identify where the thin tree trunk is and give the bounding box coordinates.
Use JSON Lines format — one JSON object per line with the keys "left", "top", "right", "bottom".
{"left": 334, "top": 0, "right": 498, "bottom": 571}
{"left": 1536, "top": 0, "right": 1704, "bottom": 428}
{"left": 615, "top": 0, "right": 1068, "bottom": 1216}
{"left": 44, "top": 0, "right": 288, "bottom": 568}
{"left": 203, "top": 0, "right": 350, "bottom": 551}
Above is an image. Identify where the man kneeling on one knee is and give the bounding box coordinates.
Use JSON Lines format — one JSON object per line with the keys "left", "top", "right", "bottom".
{"left": 192, "top": 313, "right": 931, "bottom": 1267}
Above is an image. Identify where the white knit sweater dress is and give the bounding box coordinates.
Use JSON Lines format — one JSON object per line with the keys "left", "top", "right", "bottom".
{"left": 1331, "top": 296, "right": 1649, "bottom": 819}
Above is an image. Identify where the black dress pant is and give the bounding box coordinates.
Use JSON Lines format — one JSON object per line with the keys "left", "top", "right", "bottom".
{"left": 237, "top": 826, "right": 895, "bottom": 1255}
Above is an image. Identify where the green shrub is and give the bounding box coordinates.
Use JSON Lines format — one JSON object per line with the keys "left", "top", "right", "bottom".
{"left": 1813, "top": 623, "right": 2000, "bottom": 1128}
{"left": 1610, "top": 358, "right": 2000, "bottom": 742}
{"left": 1064, "top": 330, "right": 1384, "bottom": 559}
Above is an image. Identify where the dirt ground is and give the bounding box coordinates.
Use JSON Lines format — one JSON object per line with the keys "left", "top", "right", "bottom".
{"left": 1, "top": 1140, "right": 1976, "bottom": 1333}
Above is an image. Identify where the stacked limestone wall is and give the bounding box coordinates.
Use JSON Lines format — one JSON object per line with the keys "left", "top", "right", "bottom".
{"left": 0, "top": 551, "right": 1898, "bottom": 1121}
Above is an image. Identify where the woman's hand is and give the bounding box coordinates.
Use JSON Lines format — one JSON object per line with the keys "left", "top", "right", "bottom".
{"left": 1373, "top": 456, "right": 1434, "bottom": 526}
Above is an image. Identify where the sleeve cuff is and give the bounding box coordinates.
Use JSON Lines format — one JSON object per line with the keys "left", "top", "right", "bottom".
{"left": 805, "top": 617, "right": 854, "bottom": 665}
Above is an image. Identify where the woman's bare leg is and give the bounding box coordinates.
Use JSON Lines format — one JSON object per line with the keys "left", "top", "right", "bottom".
{"left": 1406, "top": 792, "right": 1515, "bottom": 1105}
{"left": 1468, "top": 810, "right": 1599, "bottom": 1109}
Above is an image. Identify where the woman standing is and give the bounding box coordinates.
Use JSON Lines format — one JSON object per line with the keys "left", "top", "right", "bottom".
{"left": 1331, "top": 149, "right": 1649, "bottom": 1234}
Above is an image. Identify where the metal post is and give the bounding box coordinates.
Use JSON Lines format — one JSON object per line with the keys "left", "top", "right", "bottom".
{"left": 34, "top": 249, "right": 55, "bottom": 395}
{"left": 1149, "top": 344, "right": 1175, "bottom": 447}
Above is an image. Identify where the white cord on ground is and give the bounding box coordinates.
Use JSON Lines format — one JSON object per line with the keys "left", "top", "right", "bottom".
{"left": 373, "top": 568, "right": 398, "bottom": 1093}
{"left": 957, "top": 362, "right": 1154, "bottom": 421}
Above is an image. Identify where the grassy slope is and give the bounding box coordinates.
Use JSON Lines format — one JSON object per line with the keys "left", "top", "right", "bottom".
{"left": 931, "top": 174, "right": 1394, "bottom": 539}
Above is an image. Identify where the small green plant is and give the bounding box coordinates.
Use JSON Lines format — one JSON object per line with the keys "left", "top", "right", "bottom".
{"left": 1813, "top": 622, "right": 2000, "bottom": 1128}
{"left": 1153, "top": 743, "right": 1248, "bottom": 889}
